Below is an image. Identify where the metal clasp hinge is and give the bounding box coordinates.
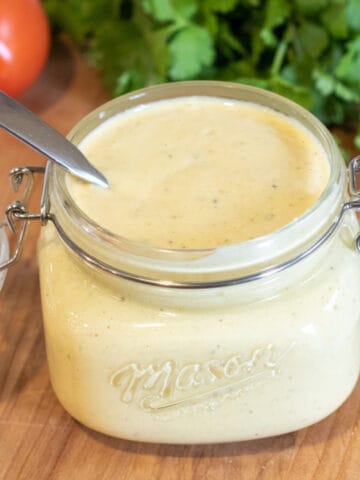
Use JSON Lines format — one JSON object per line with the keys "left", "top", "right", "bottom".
{"left": 0, "top": 163, "right": 51, "bottom": 272}
{"left": 349, "top": 155, "right": 360, "bottom": 197}
{"left": 347, "top": 155, "right": 360, "bottom": 252}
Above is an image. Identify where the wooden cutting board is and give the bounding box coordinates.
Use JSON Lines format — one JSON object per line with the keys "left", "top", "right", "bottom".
{"left": 0, "top": 35, "right": 360, "bottom": 480}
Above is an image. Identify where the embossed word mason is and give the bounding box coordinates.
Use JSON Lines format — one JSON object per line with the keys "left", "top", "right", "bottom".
{"left": 110, "top": 343, "right": 295, "bottom": 413}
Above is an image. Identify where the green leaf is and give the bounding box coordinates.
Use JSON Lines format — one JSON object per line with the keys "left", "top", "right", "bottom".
{"left": 321, "top": 5, "right": 348, "bottom": 39}
{"left": 204, "top": 0, "right": 240, "bottom": 13}
{"left": 281, "top": 54, "right": 314, "bottom": 86}
{"left": 313, "top": 69, "right": 360, "bottom": 102}
{"left": 148, "top": 28, "right": 171, "bottom": 76}
{"left": 297, "top": 22, "right": 329, "bottom": 58}
{"left": 43, "top": 0, "right": 116, "bottom": 43}
{"left": 168, "top": 25, "right": 215, "bottom": 80}
{"left": 217, "top": 60, "right": 256, "bottom": 80}
{"left": 280, "top": 65, "right": 298, "bottom": 83}
{"left": 355, "top": 127, "right": 360, "bottom": 149}
{"left": 294, "top": 0, "right": 329, "bottom": 15}
{"left": 313, "top": 70, "right": 335, "bottom": 96}
{"left": 244, "top": 0, "right": 261, "bottom": 6}
{"left": 264, "top": 0, "right": 291, "bottom": 30}
{"left": 142, "top": 0, "right": 197, "bottom": 23}
{"left": 345, "top": 0, "right": 360, "bottom": 32}
{"left": 114, "top": 69, "right": 146, "bottom": 96}
{"left": 200, "top": 9, "right": 219, "bottom": 37}
{"left": 142, "top": 0, "right": 177, "bottom": 22}
{"left": 260, "top": 29, "right": 278, "bottom": 47}
{"left": 334, "top": 82, "right": 360, "bottom": 102}
{"left": 89, "top": 18, "right": 161, "bottom": 95}
{"left": 335, "top": 37, "right": 360, "bottom": 84}
{"left": 172, "top": 0, "right": 198, "bottom": 21}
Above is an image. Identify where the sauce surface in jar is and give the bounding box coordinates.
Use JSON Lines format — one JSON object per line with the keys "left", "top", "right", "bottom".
{"left": 67, "top": 97, "right": 329, "bottom": 248}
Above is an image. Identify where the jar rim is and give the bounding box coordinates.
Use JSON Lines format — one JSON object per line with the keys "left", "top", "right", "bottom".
{"left": 49, "top": 81, "right": 346, "bottom": 285}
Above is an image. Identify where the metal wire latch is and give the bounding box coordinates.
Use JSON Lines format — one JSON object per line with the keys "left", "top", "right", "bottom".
{"left": 350, "top": 155, "right": 360, "bottom": 197}
{"left": 0, "top": 164, "right": 50, "bottom": 272}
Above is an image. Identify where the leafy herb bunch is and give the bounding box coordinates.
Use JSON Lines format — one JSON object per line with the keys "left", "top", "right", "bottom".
{"left": 44, "top": 0, "right": 360, "bottom": 142}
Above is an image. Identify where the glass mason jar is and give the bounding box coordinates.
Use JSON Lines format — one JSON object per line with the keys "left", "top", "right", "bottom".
{"left": 33, "top": 82, "right": 360, "bottom": 444}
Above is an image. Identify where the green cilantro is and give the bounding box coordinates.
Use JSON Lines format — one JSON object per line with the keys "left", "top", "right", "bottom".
{"left": 204, "top": 0, "right": 240, "bottom": 14}
{"left": 43, "top": 0, "right": 360, "bottom": 149}
{"left": 168, "top": 25, "right": 215, "bottom": 79}
{"left": 142, "top": 0, "right": 197, "bottom": 23}
{"left": 355, "top": 127, "right": 360, "bottom": 149}
{"left": 297, "top": 22, "right": 329, "bottom": 59}
{"left": 346, "top": 0, "right": 360, "bottom": 32}
{"left": 294, "top": 0, "right": 328, "bottom": 15}
{"left": 321, "top": 5, "right": 348, "bottom": 39}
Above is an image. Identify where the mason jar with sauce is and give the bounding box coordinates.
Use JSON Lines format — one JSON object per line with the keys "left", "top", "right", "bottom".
{"left": 12, "top": 81, "right": 360, "bottom": 444}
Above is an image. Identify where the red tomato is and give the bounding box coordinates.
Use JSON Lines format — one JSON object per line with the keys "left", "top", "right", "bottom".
{"left": 0, "top": 0, "right": 50, "bottom": 97}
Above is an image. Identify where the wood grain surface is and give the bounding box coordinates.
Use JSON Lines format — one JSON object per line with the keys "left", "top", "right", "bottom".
{"left": 1, "top": 35, "right": 360, "bottom": 480}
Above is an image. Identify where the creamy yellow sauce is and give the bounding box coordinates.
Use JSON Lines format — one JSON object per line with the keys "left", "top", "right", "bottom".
{"left": 67, "top": 97, "right": 329, "bottom": 248}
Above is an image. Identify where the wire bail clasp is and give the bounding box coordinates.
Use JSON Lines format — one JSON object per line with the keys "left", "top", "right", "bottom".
{"left": 0, "top": 164, "right": 50, "bottom": 272}
{"left": 349, "top": 155, "right": 360, "bottom": 197}
{"left": 346, "top": 156, "right": 360, "bottom": 252}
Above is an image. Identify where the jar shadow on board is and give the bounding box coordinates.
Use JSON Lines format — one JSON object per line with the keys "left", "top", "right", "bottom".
{"left": 2, "top": 81, "right": 360, "bottom": 444}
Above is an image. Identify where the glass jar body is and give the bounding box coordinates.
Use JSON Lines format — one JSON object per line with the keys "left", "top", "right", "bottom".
{"left": 38, "top": 213, "right": 360, "bottom": 443}
{"left": 37, "top": 81, "right": 360, "bottom": 443}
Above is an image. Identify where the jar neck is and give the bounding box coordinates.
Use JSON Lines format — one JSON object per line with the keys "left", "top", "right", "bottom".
{"left": 48, "top": 82, "right": 347, "bottom": 288}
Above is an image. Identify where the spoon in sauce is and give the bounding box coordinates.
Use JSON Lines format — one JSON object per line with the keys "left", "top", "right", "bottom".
{"left": 0, "top": 91, "right": 108, "bottom": 188}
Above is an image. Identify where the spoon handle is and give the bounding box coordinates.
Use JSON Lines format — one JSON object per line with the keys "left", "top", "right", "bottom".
{"left": 0, "top": 91, "right": 108, "bottom": 188}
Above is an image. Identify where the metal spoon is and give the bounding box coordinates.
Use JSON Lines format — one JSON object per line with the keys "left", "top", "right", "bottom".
{"left": 0, "top": 91, "right": 108, "bottom": 188}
